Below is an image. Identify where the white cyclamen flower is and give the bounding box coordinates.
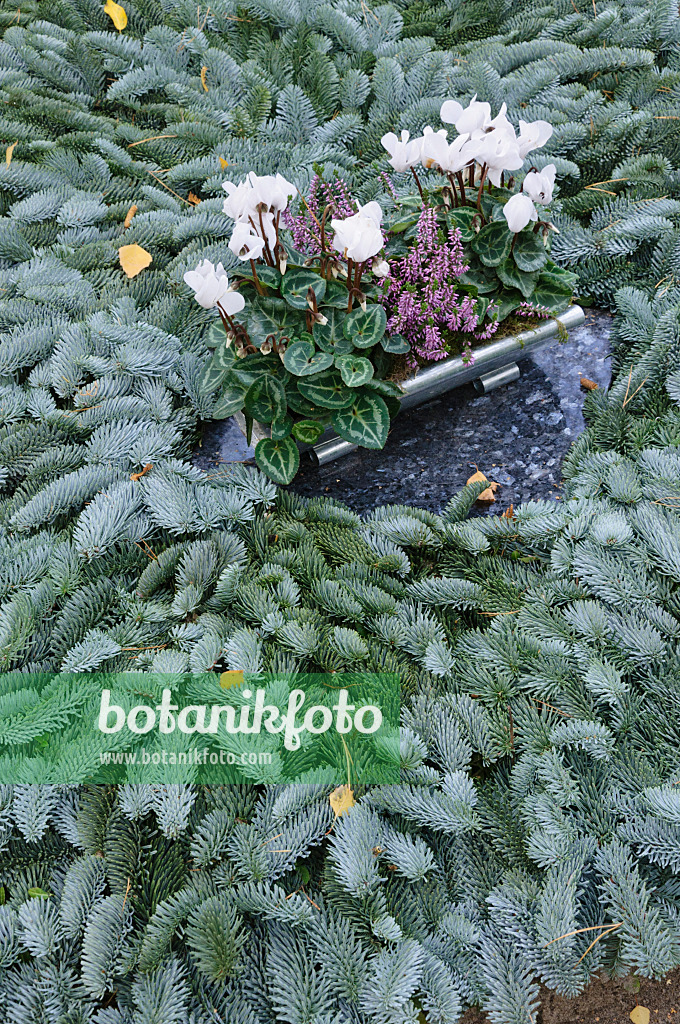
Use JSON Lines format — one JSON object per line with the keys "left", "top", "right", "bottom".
{"left": 222, "top": 171, "right": 295, "bottom": 220}
{"left": 381, "top": 130, "right": 421, "bottom": 172}
{"left": 229, "top": 222, "right": 266, "bottom": 261}
{"left": 475, "top": 129, "right": 523, "bottom": 186}
{"left": 419, "top": 126, "right": 449, "bottom": 170}
{"left": 249, "top": 172, "right": 296, "bottom": 214}
{"left": 522, "top": 163, "right": 556, "bottom": 205}
{"left": 440, "top": 94, "right": 491, "bottom": 135}
{"left": 517, "top": 119, "right": 553, "bottom": 158}
{"left": 486, "top": 103, "right": 515, "bottom": 139}
{"left": 443, "top": 133, "right": 478, "bottom": 173}
{"left": 503, "top": 192, "right": 538, "bottom": 233}
{"left": 222, "top": 179, "right": 256, "bottom": 221}
{"left": 184, "top": 260, "right": 245, "bottom": 313}
{"left": 372, "top": 258, "right": 390, "bottom": 278}
{"left": 358, "top": 201, "right": 383, "bottom": 226}
{"left": 331, "top": 202, "right": 384, "bottom": 263}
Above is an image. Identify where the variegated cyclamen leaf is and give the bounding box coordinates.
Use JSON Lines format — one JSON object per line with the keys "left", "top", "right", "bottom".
{"left": 283, "top": 340, "right": 334, "bottom": 376}
{"left": 380, "top": 333, "right": 410, "bottom": 354}
{"left": 471, "top": 221, "right": 512, "bottom": 267}
{"left": 335, "top": 354, "right": 374, "bottom": 387}
{"left": 331, "top": 392, "right": 390, "bottom": 449}
{"left": 255, "top": 437, "right": 300, "bottom": 484}
{"left": 297, "top": 369, "right": 356, "bottom": 409}
{"left": 343, "top": 306, "right": 387, "bottom": 348}
{"left": 512, "top": 230, "right": 548, "bottom": 272}
{"left": 244, "top": 376, "right": 286, "bottom": 423}
{"left": 291, "top": 419, "right": 325, "bottom": 444}
{"left": 281, "top": 269, "right": 326, "bottom": 309}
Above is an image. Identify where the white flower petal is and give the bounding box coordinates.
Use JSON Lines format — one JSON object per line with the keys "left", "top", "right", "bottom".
{"left": 503, "top": 192, "right": 538, "bottom": 233}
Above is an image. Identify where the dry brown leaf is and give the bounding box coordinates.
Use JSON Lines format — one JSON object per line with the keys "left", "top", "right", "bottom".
{"left": 123, "top": 203, "right": 138, "bottom": 228}
{"left": 188, "top": 192, "right": 201, "bottom": 205}
{"left": 103, "top": 0, "right": 127, "bottom": 31}
{"left": 220, "top": 670, "right": 245, "bottom": 689}
{"left": 119, "top": 243, "right": 152, "bottom": 278}
{"left": 219, "top": 157, "right": 229, "bottom": 170}
{"left": 630, "top": 1007, "right": 650, "bottom": 1024}
{"left": 466, "top": 469, "right": 487, "bottom": 486}
{"left": 5, "top": 142, "right": 17, "bottom": 167}
{"left": 466, "top": 468, "right": 499, "bottom": 504}
{"left": 200, "top": 66, "right": 209, "bottom": 92}
{"left": 130, "top": 463, "right": 152, "bottom": 481}
{"left": 580, "top": 376, "right": 599, "bottom": 390}
{"left": 477, "top": 484, "right": 499, "bottom": 504}
{"left": 330, "top": 784, "right": 355, "bottom": 818}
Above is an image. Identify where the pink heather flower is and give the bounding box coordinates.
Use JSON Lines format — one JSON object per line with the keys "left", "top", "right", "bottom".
{"left": 517, "top": 301, "right": 551, "bottom": 319}
{"left": 379, "top": 207, "right": 498, "bottom": 366}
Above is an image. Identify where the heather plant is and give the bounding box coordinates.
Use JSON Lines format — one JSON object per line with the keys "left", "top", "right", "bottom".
{"left": 379, "top": 206, "right": 494, "bottom": 365}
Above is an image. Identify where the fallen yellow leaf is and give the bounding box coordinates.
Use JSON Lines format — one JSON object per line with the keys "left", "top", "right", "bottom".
{"left": 103, "top": 0, "right": 127, "bottom": 31}
{"left": 188, "top": 192, "right": 201, "bottom": 205}
{"left": 466, "top": 468, "right": 499, "bottom": 504}
{"left": 630, "top": 1007, "right": 650, "bottom": 1024}
{"left": 118, "top": 243, "right": 152, "bottom": 278}
{"left": 200, "top": 66, "right": 209, "bottom": 92}
{"left": 220, "top": 670, "right": 244, "bottom": 689}
{"left": 5, "top": 142, "right": 17, "bottom": 167}
{"left": 219, "top": 157, "right": 229, "bottom": 170}
{"left": 330, "top": 784, "right": 355, "bottom": 818}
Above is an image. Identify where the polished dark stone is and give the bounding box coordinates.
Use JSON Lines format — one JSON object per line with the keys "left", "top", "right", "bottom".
{"left": 193, "top": 309, "right": 611, "bottom": 516}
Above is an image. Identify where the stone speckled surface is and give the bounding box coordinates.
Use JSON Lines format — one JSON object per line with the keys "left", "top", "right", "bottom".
{"left": 193, "top": 309, "right": 611, "bottom": 515}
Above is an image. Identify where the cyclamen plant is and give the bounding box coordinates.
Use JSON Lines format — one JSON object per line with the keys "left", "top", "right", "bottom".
{"left": 187, "top": 172, "right": 408, "bottom": 484}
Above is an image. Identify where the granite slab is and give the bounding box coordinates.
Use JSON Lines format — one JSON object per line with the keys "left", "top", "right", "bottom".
{"left": 193, "top": 309, "right": 611, "bottom": 516}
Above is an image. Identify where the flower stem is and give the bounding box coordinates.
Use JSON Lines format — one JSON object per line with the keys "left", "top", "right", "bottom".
{"left": 346, "top": 257, "right": 354, "bottom": 312}
{"left": 249, "top": 259, "right": 265, "bottom": 295}
{"left": 354, "top": 260, "right": 362, "bottom": 294}
{"left": 447, "top": 173, "right": 459, "bottom": 207}
{"left": 320, "top": 204, "right": 334, "bottom": 278}
{"left": 256, "top": 209, "right": 275, "bottom": 266}
{"left": 411, "top": 167, "right": 424, "bottom": 200}
{"left": 216, "top": 303, "right": 234, "bottom": 336}
{"left": 476, "top": 165, "right": 488, "bottom": 211}
{"left": 456, "top": 171, "right": 468, "bottom": 205}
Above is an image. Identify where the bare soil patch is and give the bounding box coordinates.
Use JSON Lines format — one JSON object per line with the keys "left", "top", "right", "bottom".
{"left": 460, "top": 969, "right": 680, "bottom": 1024}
